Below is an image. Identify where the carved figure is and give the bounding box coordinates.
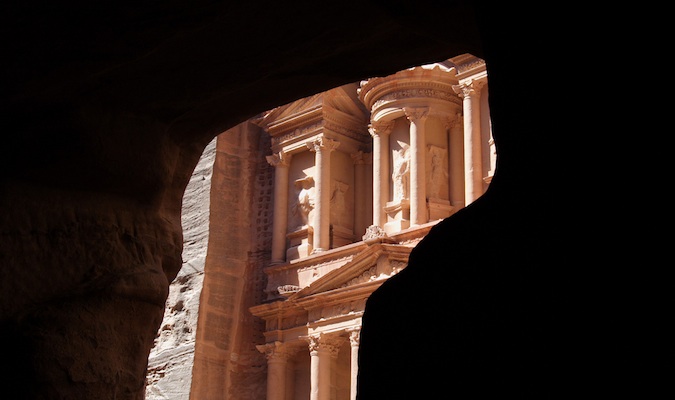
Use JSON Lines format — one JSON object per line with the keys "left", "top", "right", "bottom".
{"left": 427, "top": 145, "right": 448, "bottom": 199}
{"left": 293, "top": 176, "right": 314, "bottom": 227}
{"left": 392, "top": 143, "right": 410, "bottom": 201}
{"left": 330, "top": 180, "right": 349, "bottom": 227}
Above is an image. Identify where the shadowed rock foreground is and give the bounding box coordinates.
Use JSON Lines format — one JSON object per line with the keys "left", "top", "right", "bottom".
{"left": 0, "top": 1, "right": 580, "bottom": 399}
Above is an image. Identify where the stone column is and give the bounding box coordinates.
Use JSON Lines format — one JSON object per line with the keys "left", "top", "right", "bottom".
{"left": 257, "top": 341, "right": 291, "bottom": 400}
{"left": 453, "top": 80, "right": 485, "bottom": 205}
{"left": 308, "top": 336, "right": 321, "bottom": 400}
{"left": 307, "top": 137, "right": 339, "bottom": 252}
{"left": 307, "top": 334, "right": 343, "bottom": 400}
{"left": 368, "top": 120, "right": 393, "bottom": 229}
{"left": 348, "top": 329, "right": 361, "bottom": 400}
{"left": 404, "top": 107, "right": 429, "bottom": 226}
{"left": 446, "top": 114, "right": 465, "bottom": 209}
{"left": 266, "top": 151, "right": 291, "bottom": 264}
{"left": 351, "top": 151, "right": 371, "bottom": 239}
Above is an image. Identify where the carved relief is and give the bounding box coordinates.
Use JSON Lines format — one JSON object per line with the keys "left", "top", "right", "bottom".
{"left": 292, "top": 176, "right": 315, "bottom": 229}
{"left": 427, "top": 145, "right": 448, "bottom": 199}
{"left": 362, "top": 225, "right": 386, "bottom": 241}
{"left": 330, "top": 180, "right": 349, "bottom": 228}
{"left": 392, "top": 143, "right": 410, "bottom": 201}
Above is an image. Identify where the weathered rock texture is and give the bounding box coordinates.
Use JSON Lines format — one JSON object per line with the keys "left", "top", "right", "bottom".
{"left": 0, "top": 1, "right": 571, "bottom": 399}
{"left": 189, "top": 122, "right": 273, "bottom": 399}
{"left": 145, "top": 137, "right": 216, "bottom": 399}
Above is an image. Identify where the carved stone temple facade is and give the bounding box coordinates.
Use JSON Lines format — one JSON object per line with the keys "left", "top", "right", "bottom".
{"left": 145, "top": 53, "right": 492, "bottom": 399}
{"left": 248, "top": 53, "right": 493, "bottom": 400}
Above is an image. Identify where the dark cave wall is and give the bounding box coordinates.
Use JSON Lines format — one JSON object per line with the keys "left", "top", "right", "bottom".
{"left": 0, "top": 1, "right": 562, "bottom": 399}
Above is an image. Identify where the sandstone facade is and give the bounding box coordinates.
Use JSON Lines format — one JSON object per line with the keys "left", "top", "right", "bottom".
{"left": 148, "top": 53, "right": 493, "bottom": 399}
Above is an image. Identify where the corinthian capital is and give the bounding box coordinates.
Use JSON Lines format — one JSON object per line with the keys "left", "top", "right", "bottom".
{"left": 403, "top": 107, "right": 429, "bottom": 122}
{"left": 452, "top": 79, "right": 484, "bottom": 98}
{"left": 368, "top": 120, "right": 394, "bottom": 137}
{"left": 256, "top": 341, "right": 292, "bottom": 362}
{"left": 307, "top": 136, "right": 340, "bottom": 153}
{"left": 265, "top": 151, "right": 291, "bottom": 167}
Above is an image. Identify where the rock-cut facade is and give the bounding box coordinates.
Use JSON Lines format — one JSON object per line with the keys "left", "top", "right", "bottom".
{"left": 146, "top": 53, "right": 494, "bottom": 400}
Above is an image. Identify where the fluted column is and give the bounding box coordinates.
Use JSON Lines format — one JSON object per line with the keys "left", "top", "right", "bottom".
{"left": 351, "top": 151, "right": 371, "bottom": 239}
{"left": 307, "top": 137, "right": 339, "bottom": 252}
{"left": 266, "top": 151, "right": 291, "bottom": 263}
{"left": 348, "top": 329, "right": 360, "bottom": 400}
{"left": 453, "top": 80, "right": 485, "bottom": 205}
{"left": 257, "top": 341, "right": 292, "bottom": 400}
{"left": 368, "top": 120, "right": 393, "bottom": 228}
{"left": 404, "top": 107, "right": 429, "bottom": 226}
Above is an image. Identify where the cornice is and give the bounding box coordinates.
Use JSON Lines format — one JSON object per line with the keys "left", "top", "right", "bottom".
{"left": 358, "top": 64, "right": 460, "bottom": 112}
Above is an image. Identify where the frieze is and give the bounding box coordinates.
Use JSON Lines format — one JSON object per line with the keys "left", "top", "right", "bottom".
{"left": 296, "top": 255, "right": 352, "bottom": 273}
{"left": 455, "top": 58, "right": 486, "bottom": 74}
{"left": 323, "top": 117, "right": 370, "bottom": 143}
{"left": 371, "top": 88, "right": 461, "bottom": 111}
{"left": 270, "top": 121, "right": 324, "bottom": 147}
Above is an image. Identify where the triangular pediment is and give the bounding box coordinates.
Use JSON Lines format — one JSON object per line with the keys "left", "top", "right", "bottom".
{"left": 286, "top": 243, "right": 412, "bottom": 301}
{"left": 255, "top": 83, "right": 369, "bottom": 136}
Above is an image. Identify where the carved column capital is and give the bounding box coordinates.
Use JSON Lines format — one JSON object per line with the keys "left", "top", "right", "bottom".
{"left": 347, "top": 328, "right": 361, "bottom": 347}
{"left": 305, "top": 334, "right": 344, "bottom": 358}
{"left": 444, "top": 113, "right": 463, "bottom": 130}
{"left": 351, "top": 150, "right": 372, "bottom": 165}
{"left": 266, "top": 151, "right": 291, "bottom": 167}
{"left": 307, "top": 136, "right": 340, "bottom": 153}
{"left": 403, "top": 107, "right": 429, "bottom": 122}
{"left": 256, "top": 341, "right": 292, "bottom": 362}
{"left": 368, "top": 120, "right": 394, "bottom": 137}
{"left": 452, "top": 79, "right": 485, "bottom": 98}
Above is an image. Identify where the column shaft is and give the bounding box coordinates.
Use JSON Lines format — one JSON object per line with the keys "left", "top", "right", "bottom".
{"left": 406, "top": 108, "right": 428, "bottom": 226}
{"left": 447, "top": 116, "right": 465, "bottom": 209}
{"left": 317, "top": 348, "right": 331, "bottom": 400}
{"left": 266, "top": 152, "right": 290, "bottom": 263}
{"left": 351, "top": 152, "right": 370, "bottom": 238}
{"left": 457, "top": 81, "right": 484, "bottom": 205}
{"left": 307, "top": 137, "right": 339, "bottom": 252}
{"left": 349, "top": 330, "right": 360, "bottom": 400}
{"left": 257, "top": 342, "right": 290, "bottom": 400}
{"left": 369, "top": 121, "right": 392, "bottom": 228}
{"left": 309, "top": 349, "right": 320, "bottom": 400}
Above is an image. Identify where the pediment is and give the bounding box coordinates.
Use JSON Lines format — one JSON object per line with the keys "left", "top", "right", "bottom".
{"left": 255, "top": 83, "right": 369, "bottom": 136}
{"left": 286, "top": 243, "right": 411, "bottom": 301}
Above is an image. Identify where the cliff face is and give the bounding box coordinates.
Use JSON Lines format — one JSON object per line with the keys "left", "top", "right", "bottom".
{"left": 145, "top": 138, "right": 216, "bottom": 399}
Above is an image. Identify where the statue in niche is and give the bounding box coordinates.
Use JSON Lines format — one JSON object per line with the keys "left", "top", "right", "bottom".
{"left": 392, "top": 142, "right": 410, "bottom": 201}
{"left": 427, "top": 145, "right": 448, "bottom": 199}
{"left": 292, "top": 175, "right": 314, "bottom": 228}
{"left": 330, "top": 180, "right": 349, "bottom": 227}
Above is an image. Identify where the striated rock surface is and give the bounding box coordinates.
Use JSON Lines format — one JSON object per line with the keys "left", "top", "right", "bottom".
{"left": 145, "top": 138, "right": 216, "bottom": 399}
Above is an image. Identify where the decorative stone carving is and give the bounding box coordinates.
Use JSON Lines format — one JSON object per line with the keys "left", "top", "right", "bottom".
{"left": 256, "top": 341, "right": 292, "bottom": 362}
{"left": 362, "top": 225, "right": 386, "bottom": 241}
{"left": 277, "top": 285, "right": 301, "bottom": 297}
{"left": 293, "top": 175, "right": 315, "bottom": 228}
{"left": 368, "top": 120, "right": 394, "bottom": 137}
{"left": 330, "top": 179, "right": 349, "bottom": 227}
{"left": 392, "top": 143, "right": 410, "bottom": 201}
{"left": 265, "top": 151, "right": 291, "bottom": 168}
{"left": 427, "top": 145, "right": 448, "bottom": 199}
